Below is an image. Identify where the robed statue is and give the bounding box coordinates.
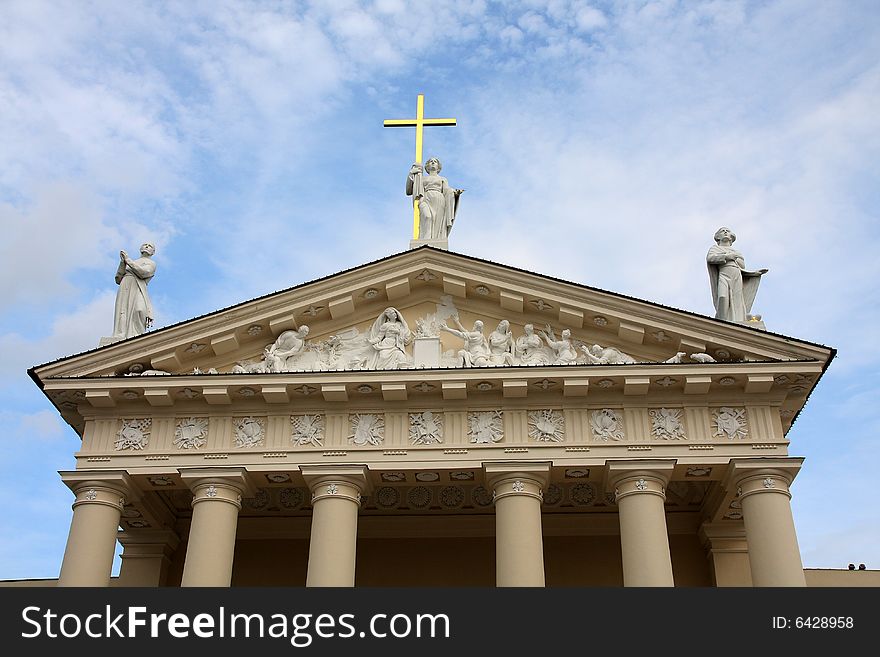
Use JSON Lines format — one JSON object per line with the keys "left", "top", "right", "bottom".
{"left": 706, "top": 227, "right": 768, "bottom": 323}
{"left": 110, "top": 243, "right": 156, "bottom": 340}
{"left": 406, "top": 157, "right": 463, "bottom": 240}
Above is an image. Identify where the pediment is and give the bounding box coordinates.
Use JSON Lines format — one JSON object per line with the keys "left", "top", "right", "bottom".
{"left": 31, "top": 247, "right": 833, "bottom": 437}
{"left": 32, "top": 247, "right": 832, "bottom": 381}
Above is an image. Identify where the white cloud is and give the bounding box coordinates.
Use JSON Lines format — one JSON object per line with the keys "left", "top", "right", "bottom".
{"left": 0, "top": 183, "right": 114, "bottom": 308}
{"left": 574, "top": 6, "right": 607, "bottom": 32}
{"left": 0, "top": 291, "right": 118, "bottom": 379}
{"left": 499, "top": 25, "right": 524, "bottom": 45}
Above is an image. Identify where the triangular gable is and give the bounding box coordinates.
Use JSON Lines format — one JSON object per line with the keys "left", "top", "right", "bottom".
{"left": 31, "top": 246, "right": 833, "bottom": 380}
{"left": 29, "top": 247, "right": 835, "bottom": 438}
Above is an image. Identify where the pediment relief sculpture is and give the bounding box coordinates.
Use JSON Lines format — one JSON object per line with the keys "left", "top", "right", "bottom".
{"left": 167, "top": 303, "right": 733, "bottom": 374}
{"left": 122, "top": 297, "right": 742, "bottom": 376}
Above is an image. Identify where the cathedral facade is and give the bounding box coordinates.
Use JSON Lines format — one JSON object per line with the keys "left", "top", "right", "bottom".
{"left": 29, "top": 247, "right": 836, "bottom": 587}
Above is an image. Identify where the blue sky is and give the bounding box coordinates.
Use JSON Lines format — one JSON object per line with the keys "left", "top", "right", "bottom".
{"left": 1, "top": 0, "right": 878, "bottom": 578}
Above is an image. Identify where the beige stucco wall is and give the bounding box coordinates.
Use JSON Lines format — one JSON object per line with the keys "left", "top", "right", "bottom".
{"left": 804, "top": 569, "right": 880, "bottom": 587}
{"left": 4, "top": 565, "right": 878, "bottom": 588}
{"left": 0, "top": 578, "right": 58, "bottom": 587}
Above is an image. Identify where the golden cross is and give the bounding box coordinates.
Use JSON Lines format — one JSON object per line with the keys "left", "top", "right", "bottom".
{"left": 384, "top": 94, "right": 457, "bottom": 239}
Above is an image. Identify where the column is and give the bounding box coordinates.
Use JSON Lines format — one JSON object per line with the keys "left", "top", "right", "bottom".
{"left": 728, "top": 459, "right": 806, "bottom": 586}
{"left": 180, "top": 468, "right": 254, "bottom": 587}
{"left": 699, "top": 522, "right": 752, "bottom": 587}
{"left": 58, "top": 471, "right": 135, "bottom": 587}
{"left": 485, "top": 462, "right": 550, "bottom": 587}
{"left": 117, "top": 529, "right": 180, "bottom": 587}
{"left": 302, "top": 465, "right": 369, "bottom": 587}
{"left": 608, "top": 461, "right": 675, "bottom": 587}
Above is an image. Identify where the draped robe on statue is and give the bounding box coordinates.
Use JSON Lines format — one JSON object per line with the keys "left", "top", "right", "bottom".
{"left": 365, "top": 309, "right": 412, "bottom": 370}
{"left": 706, "top": 244, "right": 763, "bottom": 322}
{"left": 112, "top": 257, "right": 156, "bottom": 339}
{"left": 407, "top": 171, "right": 459, "bottom": 239}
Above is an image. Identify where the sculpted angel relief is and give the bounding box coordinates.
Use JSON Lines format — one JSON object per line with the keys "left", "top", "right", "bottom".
{"left": 198, "top": 305, "right": 728, "bottom": 376}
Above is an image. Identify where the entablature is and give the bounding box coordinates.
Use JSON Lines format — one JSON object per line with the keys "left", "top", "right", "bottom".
{"left": 46, "top": 359, "right": 822, "bottom": 438}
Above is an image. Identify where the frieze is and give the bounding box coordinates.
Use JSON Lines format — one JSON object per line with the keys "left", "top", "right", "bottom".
{"left": 291, "top": 414, "right": 324, "bottom": 447}
{"left": 528, "top": 409, "right": 564, "bottom": 442}
{"left": 468, "top": 411, "right": 503, "bottom": 444}
{"left": 174, "top": 417, "right": 208, "bottom": 450}
{"left": 115, "top": 418, "right": 151, "bottom": 450}
{"left": 649, "top": 408, "right": 686, "bottom": 440}
{"left": 410, "top": 411, "right": 444, "bottom": 445}
{"left": 713, "top": 407, "right": 748, "bottom": 440}
{"left": 234, "top": 416, "right": 265, "bottom": 448}
{"left": 349, "top": 413, "right": 384, "bottom": 446}
{"left": 590, "top": 409, "right": 625, "bottom": 442}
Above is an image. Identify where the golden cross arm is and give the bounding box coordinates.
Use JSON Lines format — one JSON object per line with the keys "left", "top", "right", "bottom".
{"left": 383, "top": 94, "right": 457, "bottom": 239}
{"left": 383, "top": 118, "right": 457, "bottom": 127}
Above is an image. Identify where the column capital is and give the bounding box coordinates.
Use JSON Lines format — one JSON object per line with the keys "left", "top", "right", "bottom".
{"left": 301, "top": 465, "right": 371, "bottom": 494}
{"left": 179, "top": 467, "right": 256, "bottom": 509}
{"left": 484, "top": 462, "right": 551, "bottom": 489}
{"left": 723, "top": 458, "right": 803, "bottom": 500}
{"left": 59, "top": 470, "right": 137, "bottom": 510}
{"left": 179, "top": 467, "right": 256, "bottom": 494}
{"left": 606, "top": 460, "right": 676, "bottom": 483}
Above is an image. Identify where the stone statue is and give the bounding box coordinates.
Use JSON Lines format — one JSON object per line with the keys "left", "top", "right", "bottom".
{"left": 265, "top": 326, "right": 310, "bottom": 372}
{"left": 540, "top": 325, "right": 578, "bottom": 365}
{"left": 515, "top": 323, "right": 550, "bottom": 365}
{"left": 581, "top": 344, "right": 638, "bottom": 365}
{"left": 663, "top": 351, "right": 687, "bottom": 364}
{"left": 231, "top": 359, "right": 267, "bottom": 374}
{"left": 365, "top": 308, "right": 412, "bottom": 369}
{"left": 487, "top": 319, "right": 515, "bottom": 365}
{"left": 108, "top": 243, "right": 156, "bottom": 341}
{"left": 441, "top": 317, "right": 491, "bottom": 367}
{"left": 707, "top": 227, "right": 768, "bottom": 323}
{"left": 407, "top": 157, "right": 463, "bottom": 239}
